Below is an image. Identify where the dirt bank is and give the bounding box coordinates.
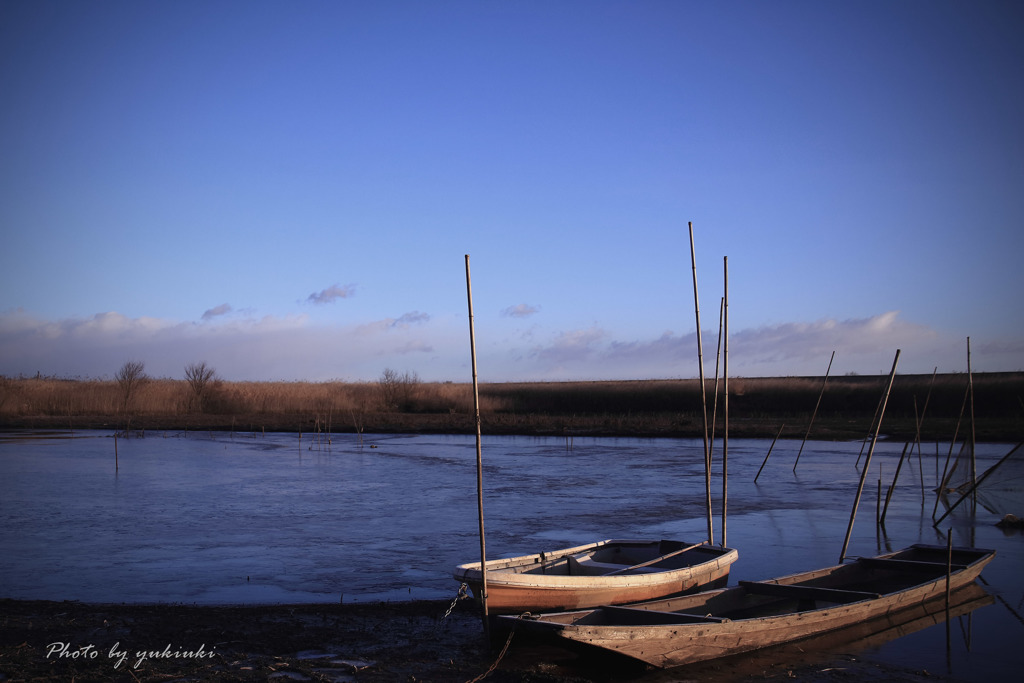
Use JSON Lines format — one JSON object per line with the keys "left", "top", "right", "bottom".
{"left": 0, "top": 598, "right": 961, "bottom": 682}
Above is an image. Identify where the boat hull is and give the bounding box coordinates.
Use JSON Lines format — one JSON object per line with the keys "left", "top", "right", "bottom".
{"left": 508, "top": 544, "right": 995, "bottom": 668}
{"left": 453, "top": 539, "right": 738, "bottom": 614}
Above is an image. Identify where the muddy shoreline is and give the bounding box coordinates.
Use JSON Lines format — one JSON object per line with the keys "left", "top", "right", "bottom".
{"left": 2, "top": 412, "right": 1020, "bottom": 442}
{"left": 0, "top": 598, "right": 962, "bottom": 682}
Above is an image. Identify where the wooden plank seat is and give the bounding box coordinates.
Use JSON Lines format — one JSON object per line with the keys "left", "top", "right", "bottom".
{"left": 858, "top": 557, "right": 968, "bottom": 573}
{"left": 568, "top": 556, "right": 660, "bottom": 576}
{"left": 600, "top": 605, "right": 731, "bottom": 624}
{"left": 739, "top": 580, "right": 881, "bottom": 603}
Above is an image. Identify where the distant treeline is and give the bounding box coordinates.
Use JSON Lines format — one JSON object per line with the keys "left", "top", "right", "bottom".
{"left": 1, "top": 372, "right": 1021, "bottom": 441}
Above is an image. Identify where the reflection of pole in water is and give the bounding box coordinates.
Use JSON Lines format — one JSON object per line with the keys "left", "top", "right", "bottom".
{"left": 945, "top": 530, "right": 952, "bottom": 659}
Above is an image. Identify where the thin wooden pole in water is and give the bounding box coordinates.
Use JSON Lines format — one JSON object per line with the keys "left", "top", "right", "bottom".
{"left": 934, "top": 441, "right": 1023, "bottom": 527}
{"left": 855, "top": 382, "right": 886, "bottom": 469}
{"left": 709, "top": 296, "right": 724, "bottom": 459}
{"left": 688, "top": 222, "right": 714, "bottom": 546}
{"left": 933, "top": 382, "right": 971, "bottom": 518}
{"left": 914, "top": 368, "right": 938, "bottom": 497}
{"left": 464, "top": 255, "right": 489, "bottom": 636}
{"left": 879, "top": 441, "right": 911, "bottom": 527}
{"left": 840, "top": 349, "right": 900, "bottom": 563}
{"left": 722, "top": 256, "right": 729, "bottom": 548}
{"left": 794, "top": 350, "right": 834, "bottom": 472}
{"left": 876, "top": 466, "right": 882, "bottom": 525}
{"left": 754, "top": 422, "right": 785, "bottom": 483}
{"left": 114, "top": 433, "right": 118, "bottom": 472}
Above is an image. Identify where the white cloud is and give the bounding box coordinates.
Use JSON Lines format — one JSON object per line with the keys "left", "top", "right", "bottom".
{"left": 496, "top": 311, "right": 1009, "bottom": 379}
{"left": 534, "top": 327, "right": 606, "bottom": 363}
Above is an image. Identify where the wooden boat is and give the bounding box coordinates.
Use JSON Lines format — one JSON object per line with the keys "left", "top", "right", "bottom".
{"left": 503, "top": 543, "right": 995, "bottom": 668}
{"left": 453, "top": 539, "right": 738, "bottom": 614}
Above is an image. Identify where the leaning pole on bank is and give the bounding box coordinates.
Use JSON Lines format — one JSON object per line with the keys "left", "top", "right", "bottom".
{"left": 688, "top": 222, "right": 714, "bottom": 546}
{"left": 464, "top": 254, "right": 489, "bottom": 637}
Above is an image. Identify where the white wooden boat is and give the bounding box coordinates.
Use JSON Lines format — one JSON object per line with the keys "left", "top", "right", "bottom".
{"left": 503, "top": 543, "right": 995, "bottom": 668}
{"left": 453, "top": 539, "right": 738, "bottom": 614}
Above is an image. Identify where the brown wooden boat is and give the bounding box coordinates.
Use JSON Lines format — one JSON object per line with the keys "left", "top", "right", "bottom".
{"left": 453, "top": 539, "right": 738, "bottom": 614}
{"left": 503, "top": 543, "right": 995, "bottom": 668}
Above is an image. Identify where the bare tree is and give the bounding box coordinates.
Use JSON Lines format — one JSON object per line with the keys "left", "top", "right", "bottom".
{"left": 185, "top": 361, "right": 217, "bottom": 413}
{"left": 378, "top": 368, "right": 420, "bottom": 411}
{"left": 115, "top": 360, "right": 147, "bottom": 416}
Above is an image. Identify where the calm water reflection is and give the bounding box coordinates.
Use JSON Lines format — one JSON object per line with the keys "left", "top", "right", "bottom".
{"left": 1, "top": 431, "right": 1020, "bottom": 680}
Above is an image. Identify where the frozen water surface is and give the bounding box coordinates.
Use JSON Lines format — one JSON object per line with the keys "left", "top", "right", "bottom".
{"left": 1, "top": 430, "right": 1021, "bottom": 680}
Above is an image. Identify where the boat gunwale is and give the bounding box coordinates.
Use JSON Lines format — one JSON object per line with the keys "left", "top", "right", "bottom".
{"left": 453, "top": 539, "right": 738, "bottom": 590}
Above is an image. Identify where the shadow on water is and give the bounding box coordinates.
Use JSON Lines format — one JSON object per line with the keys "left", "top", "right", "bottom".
{"left": 0, "top": 430, "right": 1021, "bottom": 680}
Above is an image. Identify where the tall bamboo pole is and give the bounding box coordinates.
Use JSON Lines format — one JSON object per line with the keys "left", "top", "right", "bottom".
{"left": 688, "top": 222, "right": 714, "bottom": 545}
{"left": 722, "top": 256, "right": 729, "bottom": 548}
{"left": 967, "top": 337, "right": 977, "bottom": 489}
{"left": 464, "top": 255, "right": 489, "bottom": 636}
{"left": 793, "top": 350, "right": 835, "bottom": 472}
{"left": 840, "top": 349, "right": 900, "bottom": 563}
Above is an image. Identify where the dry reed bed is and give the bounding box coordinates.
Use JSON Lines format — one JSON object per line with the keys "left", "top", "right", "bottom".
{"left": 1, "top": 373, "right": 1021, "bottom": 441}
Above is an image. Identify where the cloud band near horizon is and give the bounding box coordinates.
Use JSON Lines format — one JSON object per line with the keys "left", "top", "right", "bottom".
{"left": 1, "top": 308, "right": 1019, "bottom": 383}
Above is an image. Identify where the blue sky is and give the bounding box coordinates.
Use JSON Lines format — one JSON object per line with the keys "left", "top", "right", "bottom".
{"left": 1, "top": 1, "right": 1022, "bottom": 382}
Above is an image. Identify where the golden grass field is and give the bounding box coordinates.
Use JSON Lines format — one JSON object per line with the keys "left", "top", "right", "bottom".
{"left": 1, "top": 372, "right": 1021, "bottom": 441}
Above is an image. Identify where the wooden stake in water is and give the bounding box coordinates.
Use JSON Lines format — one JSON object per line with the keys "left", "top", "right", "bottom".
{"left": 688, "top": 222, "right": 714, "bottom": 546}
{"left": 793, "top": 350, "right": 834, "bottom": 472}
{"left": 465, "top": 254, "right": 489, "bottom": 636}
{"left": 754, "top": 423, "right": 785, "bottom": 483}
{"left": 114, "top": 433, "right": 118, "bottom": 472}
{"left": 840, "top": 349, "right": 900, "bottom": 563}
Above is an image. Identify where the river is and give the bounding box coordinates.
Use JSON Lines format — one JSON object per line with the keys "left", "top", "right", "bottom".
{"left": 1, "top": 430, "right": 1021, "bottom": 680}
